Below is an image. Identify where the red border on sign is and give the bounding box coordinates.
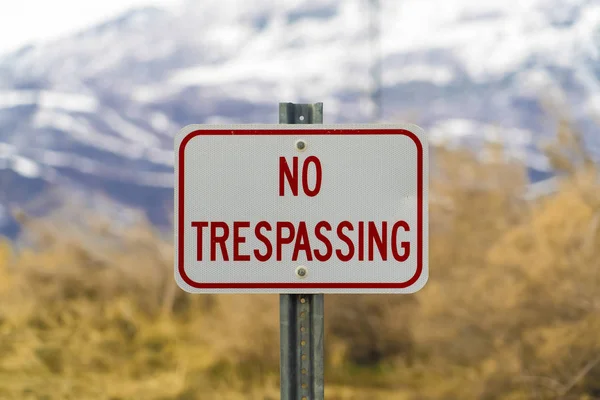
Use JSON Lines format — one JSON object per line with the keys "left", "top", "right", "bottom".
{"left": 178, "top": 128, "right": 424, "bottom": 289}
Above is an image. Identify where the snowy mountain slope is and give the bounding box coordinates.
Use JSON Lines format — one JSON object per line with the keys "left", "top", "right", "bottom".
{"left": 0, "top": 0, "right": 598, "bottom": 233}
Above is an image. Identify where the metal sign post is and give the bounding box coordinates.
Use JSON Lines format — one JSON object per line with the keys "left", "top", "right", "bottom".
{"left": 278, "top": 102, "right": 325, "bottom": 400}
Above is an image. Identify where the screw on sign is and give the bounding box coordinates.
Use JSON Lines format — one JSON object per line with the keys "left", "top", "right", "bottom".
{"left": 295, "top": 139, "right": 307, "bottom": 151}
{"left": 296, "top": 265, "right": 308, "bottom": 278}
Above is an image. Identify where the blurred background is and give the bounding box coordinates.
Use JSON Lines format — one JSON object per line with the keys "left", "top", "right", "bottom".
{"left": 0, "top": 0, "right": 599, "bottom": 399}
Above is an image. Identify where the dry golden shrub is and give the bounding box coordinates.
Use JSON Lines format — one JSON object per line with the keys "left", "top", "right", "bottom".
{"left": 0, "top": 121, "right": 598, "bottom": 399}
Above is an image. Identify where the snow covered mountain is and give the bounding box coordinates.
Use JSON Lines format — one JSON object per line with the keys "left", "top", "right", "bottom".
{"left": 0, "top": 0, "right": 599, "bottom": 234}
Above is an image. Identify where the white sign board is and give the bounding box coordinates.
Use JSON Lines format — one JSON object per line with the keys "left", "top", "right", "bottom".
{"left": 174, "top": 124, "right": 428, "bottom": 294}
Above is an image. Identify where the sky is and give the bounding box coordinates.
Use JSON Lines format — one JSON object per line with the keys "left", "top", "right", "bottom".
{"left": 0, "top": 0, "right": 183, "bottom": 56}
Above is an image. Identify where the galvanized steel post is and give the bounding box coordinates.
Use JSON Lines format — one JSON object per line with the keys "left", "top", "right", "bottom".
{"left": 279, "top": 102, "right": 325, "bottom": 400}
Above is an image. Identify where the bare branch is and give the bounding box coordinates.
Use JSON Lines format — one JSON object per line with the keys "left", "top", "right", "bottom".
{"left": 558, "top": 354, "right": 600, "bottom": 397}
